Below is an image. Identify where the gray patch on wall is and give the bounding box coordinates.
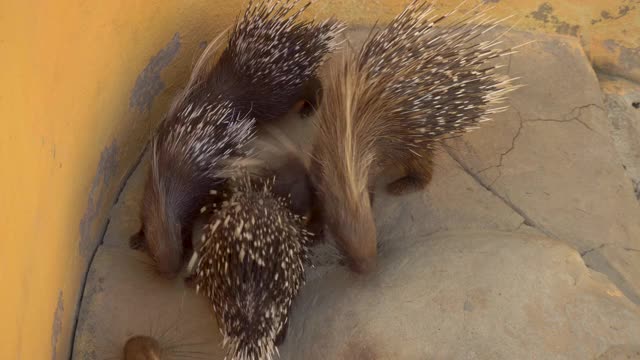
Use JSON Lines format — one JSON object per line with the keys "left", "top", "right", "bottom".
{"left": 79, "top": 141, "right": 119, "bottom": 260}
{"left": 529, "top": 2, "right": 579, "bottom": 36}
{"left": 591, "top": 2, "right": 636, "bottom": 24}
{"left": 603, "top": 40, "right": 640, "bottom": 73}
{"left": 73, "top": 275, "right": 105, "bottom": 360}
{"left": 129, "top": 32, "right": 181, "bottom": 112}
{"left": 51, "top": 291, "right": 64, "bottom": 360}
{"left": 619, "top": 46, "right": 640, "bottom": 72}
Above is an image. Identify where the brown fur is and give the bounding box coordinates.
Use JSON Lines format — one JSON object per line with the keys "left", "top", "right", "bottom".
{"left": 136, "top": 0, "right": 340, "bottom": 278}
{"left": 310, "top": 52, "right": 397, "bottom": 273}
{"left": 310, "top": 2, "right": 521, "bottom": 273}
{"left": 310, "top": 49, "right": 439, "bottom": 271}
{"left": 134, "top": 31, "right": 229, "bottom": 279}
{"left": 386, "top": 155, "right": 434, "bottom": 196}
{"left": 244, "top": 117, "right": 326, "bottom": 244}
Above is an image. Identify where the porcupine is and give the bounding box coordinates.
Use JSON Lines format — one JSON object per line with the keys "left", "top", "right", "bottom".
{"left": 131, "top": 0, "right": 342, "bottom": 278}
{"left": 250, "top": 120, "right": 323, "bottom": 239}
{"left": 309, "top": 1, "right": 523, "bottom": 273}
{"left": 188, "top": 173, "right": 312, "bottom": 360}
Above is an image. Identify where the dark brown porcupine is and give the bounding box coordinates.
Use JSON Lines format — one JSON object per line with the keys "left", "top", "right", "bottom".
{"left": 189, "top": 173, "right": 311, "bottom": 360}
{"left": 133, "top": 0, "right": 342, "bottom": 278}
{"left": 310, "top": 1, "right": 523, "bottom": 273}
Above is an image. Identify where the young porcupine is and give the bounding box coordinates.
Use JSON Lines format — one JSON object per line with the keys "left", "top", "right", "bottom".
{"left": 132, "top": 0, "right": 342, "bottom": 278}
{"left": 189, "top": 173, "right": 311, "bottom": 360}
{"left": 310, "top": 1, "right": 523, "bottom": 273}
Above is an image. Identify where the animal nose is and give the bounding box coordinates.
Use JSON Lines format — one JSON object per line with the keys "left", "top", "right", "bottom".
{"left": 157, "top": 267, "right": 180, "bottom": 280}
{"left": 350, "top": 256, "right": 376, "bottom": 274}
{"left": 156, "top": 255, "right": 183, "bottom": 279}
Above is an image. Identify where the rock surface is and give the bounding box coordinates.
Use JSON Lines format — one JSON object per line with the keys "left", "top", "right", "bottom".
{"left": 281, "top": 231, "right": 640, "bottom": 360}
{"left": 72, "top": 27, "right": 640, "bottom": 359}
{"left": 599, "top": 74, "right": 640, "bottom": 201}
{"left": 445, "top": 31, "right": 640, "bottom": 304}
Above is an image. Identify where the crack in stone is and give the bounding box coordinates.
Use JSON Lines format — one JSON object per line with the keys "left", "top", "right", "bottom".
{"left": 506, "top": 53, "right": 514, "bottom": 76}
{"left": 444, "top": 147, "right": 556, "bottom": 240}
{"left": 525, "top": 103, "right": 603, "bottom": 122}
{"left": 568, "top": 102, "right": 605, "bottom": 117}
{"left": 529, "top": 102, "right": 602, "bottom": 118}
{"left": 574, "top": 117, "right": 597, "bottom": 133}
{"left": 476, "top": 103, "right": 600, "bottom": 183}
{"left": 441, "top": 102, "right": 609, "bottom": 251}
{"left": 442, "top": 101, "right": 640, "bottom": 306}
{"left": 523, "top": 103, "right": 604, "bottom": 136}
{"left": 476, "top": 110, "right": 524, "bottom": 186}
{"left": 580, "top": 243, "right": 606, "bottom": 257}
{"left": 633, "top": 180, "right": 640, "bottom": 201}
{"left": 489, "top": 112, "right": 524, "bottom": 186}
{"left": 579, "top": 244, "right": 640, "bottom": 305}
{"left": 500, "top": 112, "right": 524, "bottom": 163}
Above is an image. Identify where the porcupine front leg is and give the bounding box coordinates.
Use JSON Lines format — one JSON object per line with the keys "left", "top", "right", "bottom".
{"left": 296, "top": 75, "right": 323, "bottom": 118}
{"left": 386, "top": 154, "right": 434, "bottom": 196}
{"left": 274, "top": 315, "right": 290, "bottom": 346}
{"left": 305, "top": 202, "right": 325, "bottom": 246}
{"left": 183, "top": 274, "right": 197, "bottom": 289}
{"left": 129, "top": 228, "right": 147, "bottom": 251}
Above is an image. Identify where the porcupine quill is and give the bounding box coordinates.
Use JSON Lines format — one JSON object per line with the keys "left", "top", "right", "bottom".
{"left": 189, "top": 173, "right": 312, "bottom": 360}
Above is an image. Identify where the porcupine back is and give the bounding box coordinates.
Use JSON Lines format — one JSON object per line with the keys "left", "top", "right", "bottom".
{"left": 193, "top": 174, "right": 311, "bottom": 360}
{"left": 209, "top": 0, "right": 344, "bottom": 122}
{"left": 311, "top": 1, "right": 522, "bottom": 272}
{"left": 139, "top": 0, "right": 342, "bottom": 277}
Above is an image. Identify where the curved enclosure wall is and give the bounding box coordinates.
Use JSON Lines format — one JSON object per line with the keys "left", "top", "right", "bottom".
{"left": 0, "top": 0, "right": 637, "bottom": 359}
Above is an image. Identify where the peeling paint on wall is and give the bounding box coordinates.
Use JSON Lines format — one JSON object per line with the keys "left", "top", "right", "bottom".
{"left": 591, "top": 1, "right": 637, "bottom": 24}
{"left": 618, "top": 45, "right": 640, "bottom": 73}
{"left": 601, "top": 39, "right": 640, "bottom": 81}
{"left": 73, "top": 274, "right": 105, "bottom": 360}
{"left": 79, "top": 141, "right": 118, "bottom": 260}
{"left": 50, "top": 292, "right": 64, "bottom": 360}
{"left": 529, "top": 3, "right": 580, "bottom": 36}
{"left": 129, "top": 33, "right": 181, "bottom": 112}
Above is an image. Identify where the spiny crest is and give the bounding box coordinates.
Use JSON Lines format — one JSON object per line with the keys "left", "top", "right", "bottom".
{"left": 312, "top": 52, "right": 384, "bottom": 204}
{"left": 355, "top": 0, "right": 523, "bottom": 150}
{"left": 193, "top": 173, "right": 311, "bottom": 360}
{"left": 229, "top": 0, "right": 344, "bottom": 92}
{"left": 314, "top": 0, "right": 523, "bottom": 171}
{"left": 153, "top": 100, "right": 255, "bottom": 180}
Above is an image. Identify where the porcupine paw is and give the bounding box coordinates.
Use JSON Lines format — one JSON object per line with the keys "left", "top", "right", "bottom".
{"left": 308, "top": 228, "right": 325, "bottom": 246}
{"left": 386, "top": 174, "right": 431, "bottom": 196}
{"left": 299, "top": 76, "right": 322, "bottom": 119}
{"left": 305, "top": 211, "right": 326, "bottom": 246}
{"left": 274, "top": 318, "right": 289, "bottom": 346}
{"left": 129, "top": 230, "right": 146, "bottom": 251}
{"left": 183, "top": 274, "right": 197, "bottom": 289}
{"left": 299, "top": 100, "right": 316, "bottom": 118}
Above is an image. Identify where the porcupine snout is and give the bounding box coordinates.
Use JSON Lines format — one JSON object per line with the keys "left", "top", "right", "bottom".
{"left": 329, "top": 198, "right": 378, "bottom": 274}
{"left": 147, "top": 220, "right": 184, "bottom": 279}
{"left": 141, "top": 184, "right": 185, "bottom": 279}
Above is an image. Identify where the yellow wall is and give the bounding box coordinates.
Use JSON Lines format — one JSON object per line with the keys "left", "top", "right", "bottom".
{"left": 0, "top": 0, "right": 637, "bottom": 359}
